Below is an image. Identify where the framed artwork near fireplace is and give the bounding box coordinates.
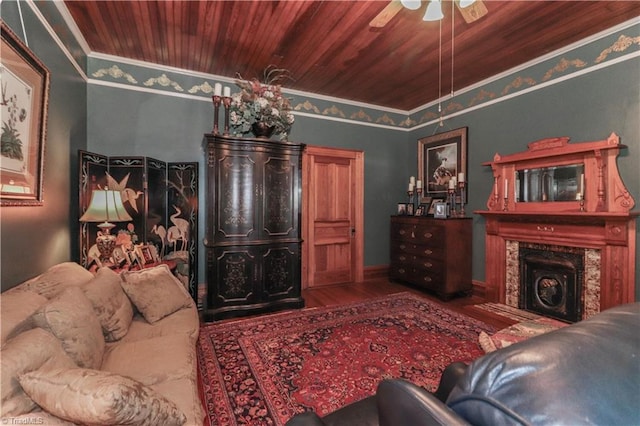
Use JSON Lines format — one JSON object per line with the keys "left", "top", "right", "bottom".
{"left": 1, "top": 23, "right": 50, "bottom": 206}
{"left": 417, "top": 127, "right": 468, "bottom": 204}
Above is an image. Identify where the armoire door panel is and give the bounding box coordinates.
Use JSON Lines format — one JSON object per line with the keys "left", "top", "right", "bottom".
{"left": 263, "top": 156, "right": 297, "bottom": 237}
{"left": 208, "top": 247, "right": 259, "bottom": 305}
{"left": 216, "top": 154, "right": 257, "bottom": 240}
{"left": 262, "top": 243, "right": 301, "bottom": 299}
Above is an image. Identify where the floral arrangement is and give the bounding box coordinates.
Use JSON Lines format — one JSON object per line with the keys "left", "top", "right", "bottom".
{"left": 229, "top": 66, "right": 295, "bottom": 139}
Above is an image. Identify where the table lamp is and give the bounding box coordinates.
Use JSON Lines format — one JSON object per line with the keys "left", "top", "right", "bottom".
{"left": 80, "top": 188, "right": 132, "bottom": 264}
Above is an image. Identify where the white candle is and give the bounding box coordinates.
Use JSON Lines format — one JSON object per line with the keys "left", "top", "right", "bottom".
{"left": 223, "top": 86, "right": 231, "bottom": 97}
{"left": 408, "top": 183, "right": 414, "bottom": 192}
{"left": 409, "top": 176, "right": 415, "bottom": 185}
{"left": 416, "top": 180, "right": 422, "bottom": 189}
{"left": 458, "top": 172, "right": 464, "bottom": 183}
{"left": 580, "top": 173, "right": 585, "bottom": 196}
{"left": 214, "top": 83, "right": 222, "bottom": 97}
{"left": 504, "top": 178, "right": 508, "bottom": 196}
{"left": 448, "top": 178, "right": 455, "bottom": 189}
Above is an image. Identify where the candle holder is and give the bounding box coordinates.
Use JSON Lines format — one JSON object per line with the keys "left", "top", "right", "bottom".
{"left": 578, "top": 193, "right": 586, "bottom": 212}
{"left": 503, "top": 194, "right": 509, "bottom": 211}
{"left": 457, "top": 181, "right": 466, "bottom": 217}
{"left": 407, "top": 190, "right": 414, "bottom": 209}
{"left": 212, "top": 95, "right": 221, "bottom": 134}
{"left": 222, "top": 96, "right": 232, "bottom": 135}
{"left": 448, "top": 187, "right": 457, "bottom": 217}
{"left": 416, "top": 187, "right": 423, "bottom": 210}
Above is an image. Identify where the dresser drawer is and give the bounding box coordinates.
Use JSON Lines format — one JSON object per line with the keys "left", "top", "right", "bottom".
{"left": 391, "top": 241, "right": 444, "bottom": 260}
{"left": 391, "top": 252, "right": 444, "bottom": 272}
{"left": 389, "top": 264, "right": 444, "bottom": 288}
{"left": 391, "top": 222, "right": 444, "bottom": 246}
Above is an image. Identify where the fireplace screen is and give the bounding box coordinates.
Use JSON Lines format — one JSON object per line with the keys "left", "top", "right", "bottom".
{"left": 519, "top": 246, "right": 584, "bottom": 323}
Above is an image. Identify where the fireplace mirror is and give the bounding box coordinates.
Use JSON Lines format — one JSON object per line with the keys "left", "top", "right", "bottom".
{"left": 515, "top": 163, "right": 584, "bottom": 203}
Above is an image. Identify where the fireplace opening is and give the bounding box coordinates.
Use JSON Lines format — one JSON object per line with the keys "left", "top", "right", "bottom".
{"left": 519, "top": 245, "right": 584, "bottom": 323}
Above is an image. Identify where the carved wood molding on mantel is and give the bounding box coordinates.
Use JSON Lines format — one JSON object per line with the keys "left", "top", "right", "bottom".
{"left": 477, "top": 132, "right": 638, "bottom": 313}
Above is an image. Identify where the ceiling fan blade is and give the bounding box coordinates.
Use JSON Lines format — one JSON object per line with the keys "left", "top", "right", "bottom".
{"left": 456, "top": 0, "right": 488, "bottom": 24}
{"left": 369, "top": 1, "right": 404, "bottom": 28}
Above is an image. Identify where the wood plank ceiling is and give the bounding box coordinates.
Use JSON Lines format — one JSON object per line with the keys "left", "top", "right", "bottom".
{"left": 64, "top": 1, "right": 640, "bottom": 111}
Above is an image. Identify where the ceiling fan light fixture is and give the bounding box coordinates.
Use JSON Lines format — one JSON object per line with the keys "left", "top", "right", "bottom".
{"left": 400, "top": 0, "right": 422, "bottom": 11}
{"left": 423, "top": 0, "right": 444, "bottom": 21}
{"left": 459, "top": 0, "right": 476, "bottom": 8}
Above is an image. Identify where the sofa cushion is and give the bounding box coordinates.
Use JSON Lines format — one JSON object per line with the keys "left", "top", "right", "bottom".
{"left": 26, "top": 286, "right": 105, "bottom": 369}
{"left": 83, "top": 267, "right": 134, "bottom": 342}
{"left": 120, "top": 264, "right": 193, "bottom": 324}
{"left": 447, "top": 303, "right": 640, "bottom": 426}
{"left": 0, "top": 288, "right": 47, "bottom": 347}
{"left": 20, "top": 262, "right": 94, "bottom": 299}
{"left": 0, "top": 328, "right": 76, "bottom": 418}
{"left": 18, "top": 367, "right": 187, "bottom": 426}
{"left": 120, "top": 305, "right": 200, "bottom": 344}
{"left": 101, "top": 332, "right": 203, "bottom": 425}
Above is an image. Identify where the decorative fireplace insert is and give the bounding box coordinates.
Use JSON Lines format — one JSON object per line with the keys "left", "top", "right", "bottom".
{"left": 519, "top": 244, "right": 584, "bottom": 322}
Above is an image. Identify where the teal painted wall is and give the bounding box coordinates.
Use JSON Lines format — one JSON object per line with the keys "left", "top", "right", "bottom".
{"left": 1, "top": 1, "right": 88, "bottom": 290}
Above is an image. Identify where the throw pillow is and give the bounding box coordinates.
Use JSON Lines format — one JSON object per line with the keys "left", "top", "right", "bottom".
{"left": 83, "top": 267, "right": 134, "bottom": 341}
{"left": 18, "top": 368, "right": 186, "bottom": 426}
{"left": 20, "top": 262, "right": 94, "bottom": 299}
{"left": 0, "top": 288, "right": 47, "bottom": 347}
{"left": 28, "top": 286, "right": 105, "bottom": 369}
{"left": 120, "top": 264, "right": 193, "bottom": 324}
{"left": 0, "top": 328, "right": 76, "bottom": 418}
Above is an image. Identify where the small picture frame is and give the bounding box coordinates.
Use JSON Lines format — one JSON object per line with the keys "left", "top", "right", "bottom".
{"left": 135, "top": 244, "right": 156, "bottom": 266}
{"left": 406, "top": 203, "right": 414, "bottom": 216}
{"left": 397, "top": 203, "right": 408, "bottom": 215}
{"left": 427, "top": 198, "right": 444, "bottom": 216}
{"left": 111, "top": 245, "right": 128, "bottom": 267}
{"left": 433, "top": 201, "right": 449, "bottom": 219}
{"left": 415, "top": 206, "right": 424, "bottom": 216}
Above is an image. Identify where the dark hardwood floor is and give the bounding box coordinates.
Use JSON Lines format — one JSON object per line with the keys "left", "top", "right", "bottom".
{"left": 302, "top": 278, "right": 517, "bottom": 330}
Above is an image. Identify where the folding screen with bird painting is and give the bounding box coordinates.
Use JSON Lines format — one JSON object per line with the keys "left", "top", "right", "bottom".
{"left": 78, "top": 150, "right": 199, "bottom": 301}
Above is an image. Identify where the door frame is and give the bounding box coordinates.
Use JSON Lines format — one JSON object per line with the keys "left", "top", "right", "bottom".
{"left": 302, "top": 145, "right": 364, "bottom": 289}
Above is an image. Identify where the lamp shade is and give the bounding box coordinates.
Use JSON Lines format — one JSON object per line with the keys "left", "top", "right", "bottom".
{"left": 423, "top": 0, "right": 444, "bottom": 21}
{"left": 79, "top": 189, "right": 132, "bottom": 223}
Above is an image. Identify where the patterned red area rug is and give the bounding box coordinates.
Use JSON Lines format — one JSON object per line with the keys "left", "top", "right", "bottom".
{"left": 197, "top": 292, "right": 495, "bottom": 425}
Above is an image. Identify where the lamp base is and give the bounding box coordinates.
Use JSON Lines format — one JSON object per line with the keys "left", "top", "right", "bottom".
{"left": 96, "top": 222, "right": 117, "bottom": 265}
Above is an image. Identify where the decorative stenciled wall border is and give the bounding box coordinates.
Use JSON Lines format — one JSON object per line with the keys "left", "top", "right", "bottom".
{"left": 83, "top": 19, "right": 639, "bottom": 132}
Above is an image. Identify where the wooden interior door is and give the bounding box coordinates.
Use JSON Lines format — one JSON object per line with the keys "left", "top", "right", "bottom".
{"left": 302, "top": 146, "right": 364, "bottom": 288}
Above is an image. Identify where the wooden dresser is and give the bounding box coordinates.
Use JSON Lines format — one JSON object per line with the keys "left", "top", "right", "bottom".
{"left": 203, "top": 134, "right": 305, "bottom": 321}
{"left": 389, "top": 216, "right": 472, "bottom": 300}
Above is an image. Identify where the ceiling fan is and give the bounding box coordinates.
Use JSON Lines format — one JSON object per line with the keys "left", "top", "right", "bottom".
{"left": 370, "top": 0, "right": 488, "bottom": 28}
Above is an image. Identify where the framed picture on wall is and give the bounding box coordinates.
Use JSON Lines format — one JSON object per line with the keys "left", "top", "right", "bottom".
{"left": 1, "top": 23, "right": 50, "bottom": 206}
{"left": 417, "top": 127, "right": 468, "bottom": 204}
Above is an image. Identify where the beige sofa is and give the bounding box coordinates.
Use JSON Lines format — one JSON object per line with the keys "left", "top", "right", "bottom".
{"left": 1, "top": 262, "right": 204, "bottom": 425}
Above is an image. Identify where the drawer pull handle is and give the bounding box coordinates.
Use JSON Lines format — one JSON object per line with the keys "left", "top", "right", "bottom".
{"left": 411, "top": 231, "right": 415, "bottom": 238}
{"left": 423, "top": 232, "right": 433, "bottom": 239}
{"left": 536, "top": 225, "right": 555, "bottom": 232}
{"left": 423, "top": 262, "right": 432, "bottom": 268}
{"left": 398, "top": 268, "right": 405, "bottom": 274}
{"left": 399, "top": 244, "right": 406, "bottom": 250}
{"left": 399, "top": 229, "right": 406, "bottom": 235}
{"left": 399, "top": 255, "right": 406, "bottom": 261}
{"left": 424, "top": 249, "right": 433, "bottom": 255}
{"left": 423, "top": 277, "right": 432, "bottom": 283}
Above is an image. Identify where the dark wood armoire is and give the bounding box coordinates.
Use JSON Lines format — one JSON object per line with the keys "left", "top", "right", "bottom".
{"left": 203, "top": 134, "right": 305, "bottom": 321}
